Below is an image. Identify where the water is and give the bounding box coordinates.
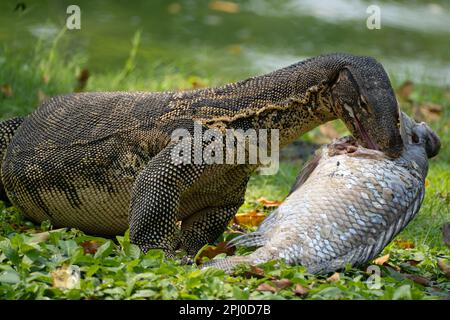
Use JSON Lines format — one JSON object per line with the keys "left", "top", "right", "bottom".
{"left": 0, "top": 0, "right": 449, "bottom": 85}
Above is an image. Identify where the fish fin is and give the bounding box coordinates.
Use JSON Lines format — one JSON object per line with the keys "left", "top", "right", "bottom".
{"left": 202, "top": 256, "right": 251, "bottom": 273}
{"left": 257, "top": 208, "right": 280, "bottom": 233}
{"left": 228, "top": 231, "right": 267, "bottom": 248}
{"left": 288, "top": 151, "right": 322, "bottom": 195}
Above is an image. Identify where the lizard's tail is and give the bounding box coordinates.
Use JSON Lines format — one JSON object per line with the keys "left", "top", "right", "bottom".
{"left": 201, "top": 255, "right": 252, "bottom": 273}
{"left": 0, "top": 117, "right": 25, "bottom": 201}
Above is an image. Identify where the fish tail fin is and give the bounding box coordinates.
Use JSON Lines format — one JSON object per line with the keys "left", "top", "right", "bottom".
{"left": 201, "top": 256, "right": 251, "bottom": 273}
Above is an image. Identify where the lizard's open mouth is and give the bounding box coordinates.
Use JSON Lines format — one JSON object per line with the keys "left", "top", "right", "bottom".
{"left": 352, "top": 111, "right": 380, "bottom": 151}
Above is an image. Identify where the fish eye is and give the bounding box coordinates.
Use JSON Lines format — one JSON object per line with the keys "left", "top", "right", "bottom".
{"left": 412, "top": 132, "right": 420, "bottom": 144}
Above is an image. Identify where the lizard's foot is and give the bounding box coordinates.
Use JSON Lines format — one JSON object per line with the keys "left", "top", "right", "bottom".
{"left": 139, "top": 244, "right": 177, "bottom": 260}
{"left": 180, "top": 255, "right": 195, "bottom": 265}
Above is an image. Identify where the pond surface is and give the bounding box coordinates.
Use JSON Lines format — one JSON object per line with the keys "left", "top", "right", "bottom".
{"left": 1, "top": 0, "right": 449, "bottom": 85}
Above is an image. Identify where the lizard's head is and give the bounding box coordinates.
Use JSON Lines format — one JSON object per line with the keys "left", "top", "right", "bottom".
{"left": 330, "top": 57, "right": 403, "bottom": 158}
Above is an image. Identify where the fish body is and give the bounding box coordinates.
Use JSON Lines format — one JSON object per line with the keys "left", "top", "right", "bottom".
{"left": 204, "top": 114, "right": 440, "bottom": 273}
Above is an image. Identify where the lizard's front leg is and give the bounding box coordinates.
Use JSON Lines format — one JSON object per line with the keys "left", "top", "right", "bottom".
{"left": 178, "top": 175, "right": 249, "bottom": 258}
{"left": 179, "top": 203, "right": 242, "bottom": 258}
{"left": 129, "top": 144, "right": 206, "bottom": 258}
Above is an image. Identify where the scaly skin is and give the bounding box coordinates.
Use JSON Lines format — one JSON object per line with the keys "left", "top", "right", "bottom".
{"left": 203, "top": 114, "right": 440, "bottom": 273}
{"left": 0, "top": 53, "right": 403, "bottom": 258}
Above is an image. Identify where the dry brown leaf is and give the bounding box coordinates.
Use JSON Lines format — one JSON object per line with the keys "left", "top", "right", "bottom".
{"left": 413, "top": 102, "right": 443, "bottom": 122}
{"left": 403, "top": 274, "right": 431, "bottom": 286}
{"left": 196, "top": 241, "right": 236, "bottom": 264}
{"left": 407, "top": 260, "right": 420, "bottom": 267}
{"left": 393, "top": 239, "right": 415, "bottom": 249}
{"left": 80, "top": 240, "right": 101, "bottom": 254}
{"left": 51, "top": 265, "right": 80, "bottom": 289}
{"left": 75, "top": 68, "right": 90, "bottom": 92}
{"left": 437, "top": 260, "right": 450, "bottom": 278}
{"left": 326, "top": 272, "right": 340, "bottom": 282}
{"left": 167, "top": 3, "right": 182, "bottom": 14}
{"left": 293, "top": 283, "right": 309, "bottom": 297}
{"left": 242, "top": 265, "right": 266, "bottom": 279}
{"left": 256, "top": 283, "right": 277, "bottom": 293}
{"left": 256, "top": 197, "right": 282, "bottom": 208}
{"left": 209, "top": 1, "right": 239, "bottom": 13}
{"left": 272, "top": 278, "right": 292, "bottom": 290}
{"left": 234, "top": 210, "right": 267, "bottom": 227}
{"left": 373, "top": 254, "right": 390, "bottom": 266}
{"left": 442, "top": 221, "right": 450, "bottom": 248}
{"left": 0, "top": 84, "right": 13, "bottom": 97}
{"left": 397, "top": 80, "right": 414, "bottom": 101}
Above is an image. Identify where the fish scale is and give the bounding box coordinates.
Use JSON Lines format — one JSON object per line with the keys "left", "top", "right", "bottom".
{"left": 204, "top": 113, "right": 440, "bottom": 274}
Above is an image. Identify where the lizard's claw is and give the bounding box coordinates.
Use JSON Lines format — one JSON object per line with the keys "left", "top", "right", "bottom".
{"left": 180, "top": 255, "right": 195, "bottom": 265}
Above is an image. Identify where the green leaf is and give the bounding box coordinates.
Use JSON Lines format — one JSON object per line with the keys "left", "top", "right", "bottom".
{"left": 94, "top": 240, "right": 113, "bottom": 259}
{"left": 392, "top": 285, "right": 412, "bottom": 300}
{"left": 0, "top": 269, "right": 20, "bottom": 284}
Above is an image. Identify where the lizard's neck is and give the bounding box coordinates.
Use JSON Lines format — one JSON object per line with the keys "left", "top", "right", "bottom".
{"left": 189, "top": 60, "right": 339, "bottom": 147}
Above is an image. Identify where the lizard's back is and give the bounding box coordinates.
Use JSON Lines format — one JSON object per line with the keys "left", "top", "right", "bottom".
{"left": 2, "top": 92, "right": 174, "bottom": 234}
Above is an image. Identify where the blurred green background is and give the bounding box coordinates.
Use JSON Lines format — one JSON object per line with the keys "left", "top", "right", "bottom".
{"left": 1, "top": 0, "right": 449, "bottom": 86}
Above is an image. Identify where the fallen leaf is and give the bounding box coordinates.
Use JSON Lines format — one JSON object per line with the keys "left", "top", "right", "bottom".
{"left": 394, "top": 239, "right": 415, "bottom": 249}
{"left": 241, "top": 265, "right": 266, "bottom": 279}
{"left": 75, "top": 68, "right": 90, "bottom": 92}
{"left": 326, "top": 272, "right": 340, "bottom": 282}
{"left": 80, "top": 240, "right": 101, "bottom": 254}
{"left": 0, "top": 84, "right": 13, "bottom": 97}
{"left": 425, "top": 179, "right": 430, "bottom": 188}
{"left": 51, "top": 265, "right": 80, "bottom": 289}
{"left": 442, "top": 221, "right": 450, "bottom": 248}
{"left": 234, "top": 210, "right": 267, "bottom": 227}
{"left": 403, "top": 274, "right": 431, "bottom": 286}
{"left": 256, "top": 283, "right": 277, "bottom": 293}
{"left": 272, "top": 278, "right": 292, "bottom": 290}
{"left": 293, "top": 283, "right": 309, "bottom": 297}
{"left": 413, "top": 102, "right": 443, "bottom": 122}
{"left": 397, "top": 80, "right": 414, "bottom": 101}
{"left": 437, "top": 260, "right": 450, "bottom": 278}
{"left": 167, "top": 3, "right": 182, "bottom": 14}
{"left": 373, "top": 254, "right": 390, "bottom": 266}
{"left": 195, "top": 241, "right": 236, "bottom": 264}
{"left": 209, "top": 1, "right": 239, "bottom": 13}
{"left": 406, "top": 260, "right": 420, "bottom": 267}
{"left": 256, "top": 197, "right": 282, "bottom": 208}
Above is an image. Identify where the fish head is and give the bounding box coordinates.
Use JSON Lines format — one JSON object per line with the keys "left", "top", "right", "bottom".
{"left": 400, "top": 112, "right": 441, "bottom": 158}
{"left": 331, "top": 59, "right": 403, "bottom": 158}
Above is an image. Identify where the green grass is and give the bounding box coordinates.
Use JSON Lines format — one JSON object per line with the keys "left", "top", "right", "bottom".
{"left": 0, "top": 39, "right": 449, "bottom": 300}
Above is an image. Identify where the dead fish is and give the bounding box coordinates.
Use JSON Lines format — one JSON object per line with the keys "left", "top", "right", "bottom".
{"left": 203, "top": 113, "right": 440, "bottom": 273}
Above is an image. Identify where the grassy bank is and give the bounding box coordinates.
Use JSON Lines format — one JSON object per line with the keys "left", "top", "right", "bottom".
{"left": 0, "top": 40, "right": 449, "bottom": 300}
